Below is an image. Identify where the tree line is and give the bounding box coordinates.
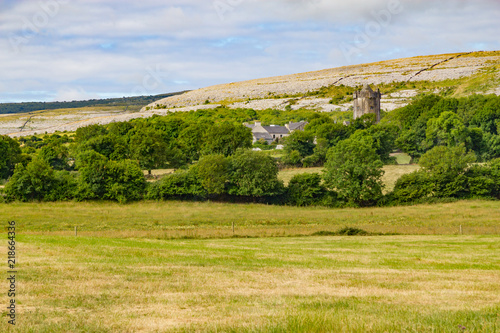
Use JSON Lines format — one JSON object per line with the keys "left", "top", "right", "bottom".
{"left": 1, "top": 93, "right": 500, "bottom": 206}
{"left": 0, "top": 92, "right": 186, "bottom": 114}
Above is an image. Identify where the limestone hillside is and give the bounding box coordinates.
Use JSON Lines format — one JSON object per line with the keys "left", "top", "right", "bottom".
{"left": 144, "top": 51, "right": 500, "bottom": 111}
{"left": 6, "top": 51, "right": 500, "bottom": 137}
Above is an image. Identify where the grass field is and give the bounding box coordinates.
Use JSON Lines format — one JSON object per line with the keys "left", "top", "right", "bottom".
{"left": 1, "top": 186, "right": 498, "bottom": 331}
{"left": 1, "top": 200, "right": 499, "bottom": 237}
{"left": 0, "top": 234, "right": 498, "bottom": 332}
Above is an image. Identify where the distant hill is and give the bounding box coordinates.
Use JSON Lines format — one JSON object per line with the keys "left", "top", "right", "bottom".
{"left": 0, "top": 91, "right": 188, "bottom": 115}
{"left": 144, "top": 51, "right": 500, "bottom": 112}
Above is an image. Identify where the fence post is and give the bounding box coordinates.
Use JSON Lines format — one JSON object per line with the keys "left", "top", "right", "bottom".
{"left": 75, "top": 226, "right": 78, "bottom": 237}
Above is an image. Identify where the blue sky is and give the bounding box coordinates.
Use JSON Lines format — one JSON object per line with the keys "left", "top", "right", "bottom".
{"left": 1, "top": 0, "right": 499, "bottom": 102}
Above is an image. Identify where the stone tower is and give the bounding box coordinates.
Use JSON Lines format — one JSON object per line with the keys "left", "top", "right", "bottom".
{"left": 353, "top": 84, "right": 381, "bottom": 123}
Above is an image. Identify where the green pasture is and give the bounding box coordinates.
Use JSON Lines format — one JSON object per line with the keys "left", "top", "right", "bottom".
{"left": 1, "top": 200, "right": 499, "bottom": 237}
{"left": 0, "top": 234, "right": 498, "bottom": 332}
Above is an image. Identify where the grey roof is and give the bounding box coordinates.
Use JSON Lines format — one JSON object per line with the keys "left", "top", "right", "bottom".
{"left": 253, "top": 132, "right": 273, "bottom": 140}
{"left": 287, "top": 121, "right": 308, "bottom": 131}
{"left": 263, "top": 125, "right": 289, "bottom": 135}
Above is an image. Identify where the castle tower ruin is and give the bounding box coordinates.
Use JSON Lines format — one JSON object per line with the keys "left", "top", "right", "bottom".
{"left": 353, "top": 84, "right": 381, "bottom": 123}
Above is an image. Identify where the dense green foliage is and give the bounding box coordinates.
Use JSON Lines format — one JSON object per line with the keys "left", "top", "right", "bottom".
{"left": 228, "top": 150, "right": 284, "bottom": 198}
{"left": 287, "top": 173, "right": 327, "bottom": 206}
{"left": 393, "top": 146, "right": 499, "bottom": 203}
{"left": 4, "top": 158, "right": 76, "bottom": 202}
{"left": 3, "top": 93, "right": 500, "bottom": 206}
{"left": 389, "top": 94, "right": 500, "bottom": 160}
{"left": 0, "top": 135, "right": 22, "bottom": 179}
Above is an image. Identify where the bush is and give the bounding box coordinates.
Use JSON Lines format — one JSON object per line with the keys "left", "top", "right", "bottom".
{"left": 392, "top": 170, "right": 434, "bottom": 203}
{"left": 465, "top": 165, "right": 497, "bottom": 198}
{"left": 197, "top": 154, "right": 230, "bottom": 195}
{"left": 146, "top": 168, "right": 205, "bottom": 200}
{"left": 4, "top": 158, "right": 76, "bottom": 202}
{"left": 75, "top": 151, "right": 146, "bottom": 203}
{"left": 228, "top": 150, "right": 285, "bottom": 198}
{"left": 0, "top": 135, "right": 22, "bottom": 180}
{"left": 282, "top": 150, "right": 302, "bottom": 166}
{"left": 287, "top": 173, "right": 325, "bottom": 206}
{"left": 312, "top": 227, "right": 370, "bottom": 236}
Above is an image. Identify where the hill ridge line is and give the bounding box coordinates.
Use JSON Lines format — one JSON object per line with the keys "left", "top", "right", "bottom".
{"left": 407, "top": 51, "right": 474, "bottom": 82}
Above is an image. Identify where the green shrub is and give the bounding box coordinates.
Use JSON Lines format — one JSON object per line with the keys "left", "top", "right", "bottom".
{"left": 75, "top": 152, "right": 146, "bottom": 203}
{"left": 392, "top": 170, "right": 434, "bottom": 203}
{"left": 4, "top": 158, "right": 76, "bottom": 202}
{"left": 228, "top": 150, "right": 284, "bottom": 198}
{"left": 282, "top": 150, "right": 302, "bottom": 166}
{"left": 146, "top": 168, "right": 206, "bottom": 200}
{"left": 465, "top": 165, "right": 496, "bottom": 197}
{"left": 287, "top": 173, "right": 325, "bottom": 206}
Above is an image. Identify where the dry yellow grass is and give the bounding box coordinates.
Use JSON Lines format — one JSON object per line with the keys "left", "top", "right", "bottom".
{"left": 0, "top": 234, "right": 497, "bottom": 332}
{"left": 382, "top": 164, "right": 421, "bottom": 192}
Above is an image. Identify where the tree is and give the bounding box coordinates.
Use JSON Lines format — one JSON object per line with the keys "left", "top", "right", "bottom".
{"left": 483, "top": 133, "right": 500, "bottom": 160}
{"left": 350, "top": 124, "right": 399, "bottom": 163}
{"left": 203, "top": 122, "right": 252, "bottom": 157}
{"left": 39, "top": 142, "right": 70, "bottom": 170}
{"left": 106, "top": 160, "right": 146, "bottom": 203}
{"left": 283, "top": 131, "right": 315, "bottom": 159}
{"left": 74, "top": 151, "right": 110, "bottom": 200}
{"left": 315, "top": 123, "right": 350, "bottom": 148}
{"left": 0, "top": 135, "right": 22, "bottom": 179}
{"left": 75, "top": 151, "right": 146, "bottom": 203}
{"left": 394, "top": 94, "right": 442, "bottom": 130}
{"left": 426, "top": 112, "right": 470, "bottom": 148}
{"left": 178, "top": 123, "right": 206, "bottom": 162}
{"left": 471, "top": 97, "right": 500, "bottom": 134}
{"left": 323, "top": 137, "right": 384, "bottom": 206}
{"left": 228, "top": 150, "right": 284, "bottom": 197}
{"left": 465, "top": 165, "right": 496, "bottom": 198}
{"left": 130, "top": 128, "right": 169, "bottom": 174}
{"left": 489, "top": 158, "right": 500, "bottom": 198}
{"left": 74, "top": 124, "right": 107, "bottom": 143}
{"left": 197, "top": 154, "right": 230, "bottom": 195}
{"left": 76, "top": 134, "right": 128, "bottom": 161}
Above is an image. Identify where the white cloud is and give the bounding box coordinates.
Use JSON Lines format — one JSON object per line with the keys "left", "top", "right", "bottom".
{"left": 0, "top": 0, "right": 499, "bottom": 102}
{"left": 53, "top": 87, "right": 100, "bottom": 102}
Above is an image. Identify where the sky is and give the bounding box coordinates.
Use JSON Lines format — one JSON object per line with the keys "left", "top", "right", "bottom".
{"left": 0, "top": 0, "right": 499, "bottom": 103}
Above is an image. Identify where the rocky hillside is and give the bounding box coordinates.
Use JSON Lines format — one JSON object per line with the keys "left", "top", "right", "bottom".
{"left": 143, "top": 51, "right": 500, "bottom": 112}
{"left": 5, "top": 51, "right": 500, "bottom": 137}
